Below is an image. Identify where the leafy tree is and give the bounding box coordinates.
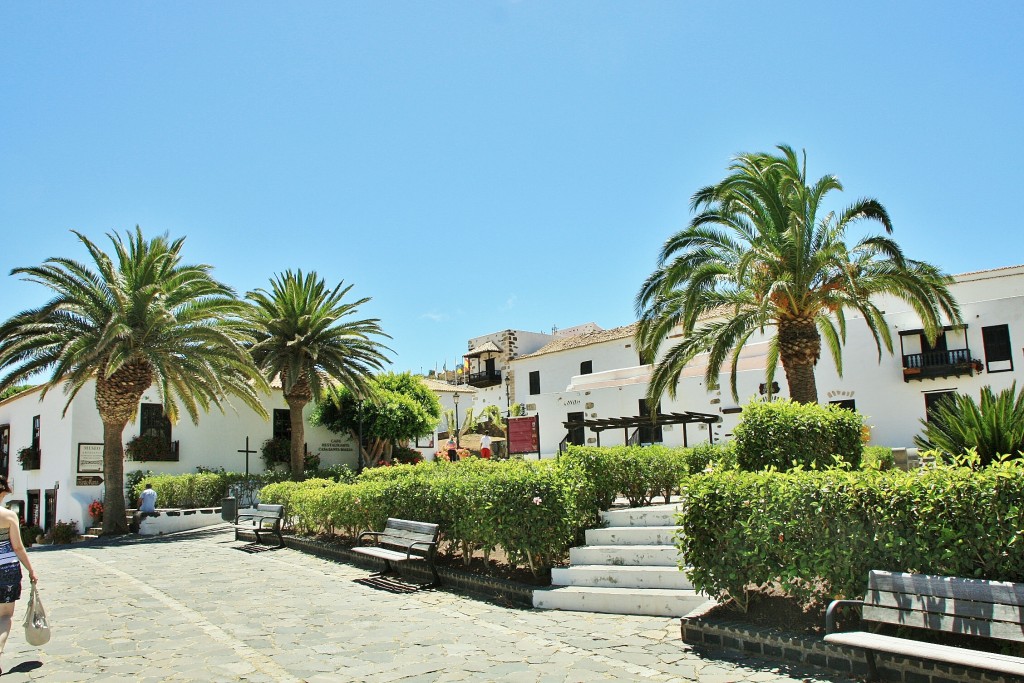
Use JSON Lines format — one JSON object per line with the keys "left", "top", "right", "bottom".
{"left": 312, "top": 371, "right": 441, "bottom": 467}
{"left": 0, "top": 384, "right": 33, "bottom": 401}
{"left": 636, "top": 145, "right": 961, "bottom": 404}
{"left": 245, "top": 271, "right": 390, "bottom": 480}
{"left": 0, "top": 228, "right": 267, "bottom": 534}
{"left": 915, "top": 383, "right": 1024, "bottom": 465}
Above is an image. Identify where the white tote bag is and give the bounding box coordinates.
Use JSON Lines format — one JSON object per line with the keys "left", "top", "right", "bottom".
{"left": 23, "top": 582, "right": 50, "bottom": 646}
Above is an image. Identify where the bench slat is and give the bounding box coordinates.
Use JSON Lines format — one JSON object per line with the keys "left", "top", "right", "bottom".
{"left": 824, "top": 631, "right": 1024, "bottom": 676}
{"left": 862, "top": 604, "right": 1024, "bottom": 644}
{"left": 353, "top": 546, "right": 426, "bottom": 562}
{"left": 866, "top": 590, "right": 1024, "bottom": 626}
{"left": 869, "top": 570, "right": 1024, "bottom": 607}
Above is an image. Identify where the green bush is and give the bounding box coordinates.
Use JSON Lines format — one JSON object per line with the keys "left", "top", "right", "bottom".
{"left": 914, "top": 383, "right": 1024, "bottom": 466}
{"left": 683, "top": 441, "right": 736, "bottom": 474}
{"left": 260, "top": 437, "right": 291, "bottom": 469}
{"left": 47, "top": 520, "right": 79, "bottom": 544}
{"left": 677, "top": 461, "right": 1024, "bottom": 612}
{"left": 733, "top": 399, "right": 864, "bottom": 471}
{"left": 261, "top": 458, "right": 584, "bottom": 575}
{"left": 861, "top": 445, "right": 894, "bottom": 471}
{"left": 131, "top": 473, "right": 229, "bottom": 508}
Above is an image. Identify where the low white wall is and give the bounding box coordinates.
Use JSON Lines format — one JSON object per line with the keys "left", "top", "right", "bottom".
{"left": 138, "top": 508, "right": 226, "bottom": 536}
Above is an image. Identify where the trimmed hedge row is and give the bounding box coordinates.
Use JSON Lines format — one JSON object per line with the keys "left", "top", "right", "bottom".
{"left": 129, "top": 466, "right": 356, "bottom": 508}
{"left": 559, "top": 444, "right": 734, "bottom": 509}
{"left": 260, "top": 459, "right": 582, "bottom": 574}
{"left": 677, "top": 461, "right": 1024, "bottom": 611}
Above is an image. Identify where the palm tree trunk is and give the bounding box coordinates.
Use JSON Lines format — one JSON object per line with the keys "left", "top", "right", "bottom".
{"left": 779, "top": 317, "right": 821, "bottom": 404}
{"left": 286, "top": 395, "right": 308, "bottom": 480}
{"left": 101, "top": 419, "right": 130, "bottom": 535}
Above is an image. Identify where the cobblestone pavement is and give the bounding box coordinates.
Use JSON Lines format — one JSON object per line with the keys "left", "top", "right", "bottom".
{"left": 1, "top": 527, "right": 857, "bottom": 682}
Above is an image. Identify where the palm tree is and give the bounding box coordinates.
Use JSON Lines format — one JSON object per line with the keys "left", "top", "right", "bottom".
{"left": 245, "top": 271, "right": 390, "bottom": 479}
{"left": 0, "top": 228, "right": 268, "bottom": 534}
{"left": 636, "top": 145, "right": 961, "bottom": 405}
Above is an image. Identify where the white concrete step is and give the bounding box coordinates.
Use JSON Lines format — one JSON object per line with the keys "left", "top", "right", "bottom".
{"left": 569, "top": 544, "right": 680, "bottom": 567}
{"left": 551, "top": 564, "right": 694, "bottom": 590}
{"left": 585, "top": 525, "right": 680, "bottom": 546}
{"left": 532, "top": 585, "right": 709, "bottom": 617}
{"left": 600, "top": 505, "right": 680, "bottom": 527}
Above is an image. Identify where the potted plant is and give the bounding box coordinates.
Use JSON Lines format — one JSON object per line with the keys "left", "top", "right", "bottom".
{"left": 88, "top": 499, "right": 104, "bottom": 526}
{"left": 17, "top": 446, "right": 40, "bottom": 470}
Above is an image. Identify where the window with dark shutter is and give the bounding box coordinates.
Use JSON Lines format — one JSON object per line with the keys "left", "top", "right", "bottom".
{"left": 982, "top": 324, "right": 1013, "bottom": 371}
{"left": 529, "top": 371, "right": 540, "bottom": 395}
{"left": 580, "top": 361, "right": 593, "bottom": 375}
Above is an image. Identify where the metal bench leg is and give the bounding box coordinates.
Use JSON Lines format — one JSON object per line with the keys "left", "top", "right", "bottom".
{"left": 418, "top": 557, "right": 440, "bottom": 590}
{"left": 864, "top": 650, "right": 879, "bottom": 681}
{"left": 371, "top": 558, "right": 394, "bottom": 578}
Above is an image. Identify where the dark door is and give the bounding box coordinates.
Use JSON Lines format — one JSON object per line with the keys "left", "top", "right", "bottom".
{"left": 485, "top": 357, "right": 496, "bottom": 377}
{"left": 44, "top": 489, "right": 57, "bottom": 532}
{"left": 27, "top": 490, "right": 40, "bottom": 528}
{"left": 638, "top": 399, "right": 663, "bottom": 444}
{"left": 0, "top": 425, "right": 8, "bottom": 480}
{"left": 567, "top": 412, "right": 585, "bottom": 446}
{"left": 273, "top": 409, "right": 292, "bottom": 440}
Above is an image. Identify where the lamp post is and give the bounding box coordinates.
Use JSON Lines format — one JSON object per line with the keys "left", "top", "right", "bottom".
{"left": 452, "top": 391, "right": 461, "bottom": 448}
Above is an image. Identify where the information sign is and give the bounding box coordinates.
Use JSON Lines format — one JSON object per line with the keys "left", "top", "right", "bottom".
{"left": 77, "top": 443, "right": 104, "bottom": 473}
{"left": 508, "top": 415, "right": 540, "bottom": 456}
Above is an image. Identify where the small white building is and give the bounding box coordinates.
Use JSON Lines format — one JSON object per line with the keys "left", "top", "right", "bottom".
{"left": 0, "top": 380, "right": 354, "bottom": 532}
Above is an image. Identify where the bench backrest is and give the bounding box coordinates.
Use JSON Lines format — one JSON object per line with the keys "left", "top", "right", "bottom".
{"left": 256, "top": 504, "right": 284, "bottom": 518}
{"left": 864, "top": 570, "right": 1024, "bottom": 643}
{"left": 379, "top": 518, "right": 440, "bottom": 553}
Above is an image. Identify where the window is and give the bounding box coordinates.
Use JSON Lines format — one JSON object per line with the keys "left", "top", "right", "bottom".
{"left": 0, "top": 424, "right": 8, "bottom": 479}
{"left": 529, "top": 371, "right": 540, "bottom": 395}
{"left": 829, "top": 399, "right": 856, "bottom": 411}
{"left": 580, "top": 360, "right": 593, "bottom": 375}
{"left": 140, "top": 404, "right": 171, "bottom": 442}
{"left": 924, "top": 391, "right": 956, "bottom": 423}
{"left": 982, "top": 324, "right": 1013, "bottom": 372}
{"left": 137, "top": 403, "right": 177, "bottom": 461}
{"left": 31, "top": 415, "right": 40, "bottom": 453}
{"left": 273, "top": 409, "right": 292, "bottom": 440}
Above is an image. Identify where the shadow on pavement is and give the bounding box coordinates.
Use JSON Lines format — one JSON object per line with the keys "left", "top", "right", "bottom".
{"left": 354, "top": 575, "right": 423, "bottom": 594}
{"left": 7, "top": 660, "right": 43, "bottom": 674}
{"left": 232, "top": 543, "right": 282, "bottom": 554}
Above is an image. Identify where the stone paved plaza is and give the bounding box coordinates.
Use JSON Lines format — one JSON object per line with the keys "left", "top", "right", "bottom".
{"left": 0, "top": 527, "right": 857, "bottom": 682}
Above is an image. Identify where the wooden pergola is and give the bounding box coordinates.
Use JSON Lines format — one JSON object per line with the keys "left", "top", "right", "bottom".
{"left": 561, "top": 410, "right": 721, "bottom": 447}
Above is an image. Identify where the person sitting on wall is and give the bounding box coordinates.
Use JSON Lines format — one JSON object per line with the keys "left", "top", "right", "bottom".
{"left": 131, "top": 483, "right": 160, "bottom": 533}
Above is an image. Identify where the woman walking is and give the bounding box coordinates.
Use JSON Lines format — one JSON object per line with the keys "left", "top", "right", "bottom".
{"left": 0, "top": 475, "right": 38, "bottom": 674}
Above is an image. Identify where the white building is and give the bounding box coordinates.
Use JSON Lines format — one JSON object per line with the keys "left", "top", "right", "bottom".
{"left": 0, "top": 381, "right": 354, "bottom": 532}
{"left": 498, "top": 266, "right": 1024, "bottom": 457}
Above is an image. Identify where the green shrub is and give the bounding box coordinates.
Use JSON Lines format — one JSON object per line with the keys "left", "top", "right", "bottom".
{"left": 861, "top": 445, "right": 894, "bottom": 471}
{"left": 677, "top": 461, "right": 1024, "bottom": 612}
{"left": 131, "top": 473, "right": 228, "bottom": 508}
{"left": 260, "top": 437, "right": 291, "bottom": 469}
{"left": 683, "top": 441, "right": 737, "bottom": 474}
{"left": 733, "top": 399, "right": 864, "bottom": 471}
{"left": 47, "top": 520, "right": 79, "bottom": 544}
{"left": 261, "top": 458, "right": 585, "bottom": 576}
{"left": 914, "top": 383, "right": 1024, "bottom": 466}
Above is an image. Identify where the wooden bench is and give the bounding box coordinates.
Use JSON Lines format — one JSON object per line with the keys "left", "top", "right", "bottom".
{"left": 353, "top": 518, "right": 440, "bottom": 589}
{"left": 231, "top": 504, "right": 285, "bottom": 548}
{"left": 825, "top": 570, "right": 1024, "bottom": 681}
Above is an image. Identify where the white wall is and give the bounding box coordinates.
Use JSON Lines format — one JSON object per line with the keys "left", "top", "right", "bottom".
{"left": 0, "top": 380, "right": 356, "bottom": 531}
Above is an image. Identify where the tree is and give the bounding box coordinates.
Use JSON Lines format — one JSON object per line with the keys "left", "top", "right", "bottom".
{"left": 915, "top": 383, "right": 1024, "bottom": 466}
{"left": 636, "top": 145, "right": 961, "bottom": 404}
{"left": 312, "top": 372, "right": 441, "bottom": 468}
{"left": 245, "top": 271, "right": 390, "bottom": 479}
{"left": 0, "top": 228, "right": 267, "bottom": 534}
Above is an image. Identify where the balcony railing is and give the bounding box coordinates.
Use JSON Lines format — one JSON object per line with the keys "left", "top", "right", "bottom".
{"left": 465, "top": 368, "right": 502, "bottom": 388}
{"left": 902, "top": 348, "right": 980, "bottom": 382}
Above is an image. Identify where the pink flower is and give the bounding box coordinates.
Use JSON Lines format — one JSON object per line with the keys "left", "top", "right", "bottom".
{"left": 532, "top": 497, "right": 542, "bottom": 506}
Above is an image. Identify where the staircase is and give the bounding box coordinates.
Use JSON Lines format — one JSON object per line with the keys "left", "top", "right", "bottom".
{"left": 532, "top": 502, "right": 713, "bottom": 617}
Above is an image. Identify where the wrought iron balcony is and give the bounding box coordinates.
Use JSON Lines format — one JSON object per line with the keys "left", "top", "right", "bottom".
{"left": 465, "top": 368, "right": 502, "bottom": 388}
{"left": 902, "top": 348, "right": 981, "bottom": 382}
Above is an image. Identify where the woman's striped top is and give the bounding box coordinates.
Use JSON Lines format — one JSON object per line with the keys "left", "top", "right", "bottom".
{"left": 0, "top": 526, "right": 19, "bottom": 567}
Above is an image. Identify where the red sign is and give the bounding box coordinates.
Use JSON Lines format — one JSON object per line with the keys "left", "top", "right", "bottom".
{"left": 508, "top": 415, "right": 540, "bottom": 455}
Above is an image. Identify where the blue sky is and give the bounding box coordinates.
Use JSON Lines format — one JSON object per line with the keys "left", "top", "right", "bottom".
{"left": 2, "top": 2, "right": 1023, "bottom": 376}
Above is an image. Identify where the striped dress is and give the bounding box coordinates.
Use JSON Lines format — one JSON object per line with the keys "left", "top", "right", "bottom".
{"left": 0, "top": 526, "right": 22, "bottom": 603}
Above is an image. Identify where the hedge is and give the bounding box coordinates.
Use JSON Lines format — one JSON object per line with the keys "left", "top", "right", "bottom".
{"left": 260, "top": 459, "right": 581, "bottom": 575}
{"left": 129, "top": 466, "right": 355, "bottom": 508}
{"left": 677, "top": 461, "right": 1024, "bottom": 612}
{"left": 733, "top": 399, "right": 864, "bottom": 471}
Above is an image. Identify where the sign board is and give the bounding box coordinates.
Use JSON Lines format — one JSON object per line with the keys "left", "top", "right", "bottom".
{"left": 508, "top": 415, "right": 540, "bottom": 456}
{"left": 76, "top": 476, "right": 103, "bottom": 486}
{"left": 77, "top": 443, "right": 104, "bottom": 474}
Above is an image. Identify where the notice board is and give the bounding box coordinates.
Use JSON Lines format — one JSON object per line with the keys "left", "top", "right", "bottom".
{"left": 507, "top": 415, "right": 540, "bottom": 456}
